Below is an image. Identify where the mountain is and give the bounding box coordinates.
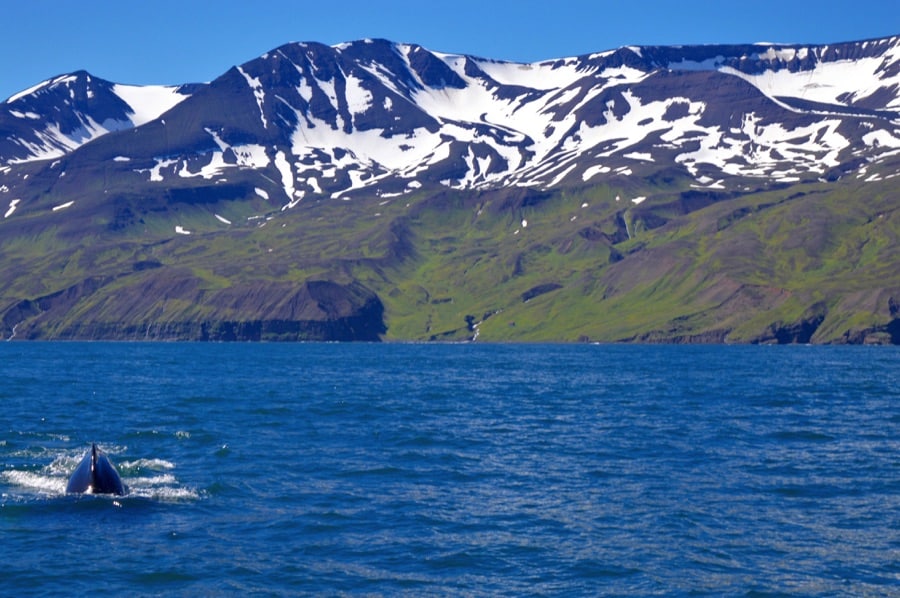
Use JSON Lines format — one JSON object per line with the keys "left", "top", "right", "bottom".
{"left": 1, "top": 36, "right": 899, "bottom": 342}
{"left": 1, "top": 72, "right": 199, "bottom": 164}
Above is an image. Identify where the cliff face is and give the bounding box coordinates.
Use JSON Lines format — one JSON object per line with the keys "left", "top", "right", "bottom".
{"left": 4, "top": 276, "right": 385, "bottom": 342}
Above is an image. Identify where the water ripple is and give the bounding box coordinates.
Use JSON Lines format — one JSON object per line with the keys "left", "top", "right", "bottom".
{"left": 0, "top": 343, "right": 897, "bottom": 595}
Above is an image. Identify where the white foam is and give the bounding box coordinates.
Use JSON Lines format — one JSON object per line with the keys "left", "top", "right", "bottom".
{"left": 120, "top": 458, "right": 175, "bottom": 471}
{"left": 3, "top": 448, "right": 197, "bottom": 503}
{"left": 131, "top": 473, "right": 178, "bottom": 486}
{"left": 46, "top": 453, "right": 83, "bottom": 475}
{"left": 128, "top": 485, "right": 200, "bottom": 501}
{"left": 1, "top": 470, "right": 66, "bottom": 495}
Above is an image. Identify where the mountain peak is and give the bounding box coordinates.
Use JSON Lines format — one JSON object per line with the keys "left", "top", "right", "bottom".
{"left": 1, "top": 70, "right": 196, "bottom": 164}
{"left": 3, "top": 35, "right": 899, "bottom": 192}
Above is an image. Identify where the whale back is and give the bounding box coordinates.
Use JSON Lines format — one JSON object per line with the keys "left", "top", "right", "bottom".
{"left": 65, "top": 444, "right": 126, "bottom": 496}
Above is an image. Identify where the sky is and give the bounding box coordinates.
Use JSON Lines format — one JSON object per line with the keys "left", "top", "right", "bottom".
{"left": 2, "top": 0, "right": 898, "bottom": 102}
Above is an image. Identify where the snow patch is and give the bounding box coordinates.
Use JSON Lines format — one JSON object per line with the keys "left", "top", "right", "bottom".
{"left": 344, "top": 73, "right": 374, "bottom": 116}
{"left": 274, "top": 150, "right": 295, "bottom": 201}
{"left": 112, "top": 84, "right": 191, "bottom": 126}
{"left": 8, "top": 110, "right": 41, "bottom": 119}
{"left": 473, "top": 58, "right": 585, "bottom": 90}
{"left": 863, "top": 130, "right": 900, "bottom": 149}
{"left": 174, "top": 130, "right": 270, "bottom": 179}
{"left": 237, "top": 66, "right": 268, "bottom": 128}
{"left": 4, "top": 199, "right": 20, "bottom": 218}
{"left": 307, "top": 177, "right": 322, "bottom": 194}
{"left": 582, "top": 164, "right": 611, "bottom": 181}
{"left": 719, "top": 53, "right": 897, "bottom": 110}
{"left": 8, "top": 116, "right": 132, "bottom": 164}
{"left": 146, "top": 158, "right": 177, "bottom": 182}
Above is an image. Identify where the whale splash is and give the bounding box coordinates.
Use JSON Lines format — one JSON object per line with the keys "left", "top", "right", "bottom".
{"left": 66, "top": 443, "right": 126, "bottom": 496}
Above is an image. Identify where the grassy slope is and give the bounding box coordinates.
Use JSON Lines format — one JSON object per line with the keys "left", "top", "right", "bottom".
{"left": 1, "top": 160, "right": 898, "bottom": 342}
{"left": 371, "top": 172, "right": 900, "bottom": 343}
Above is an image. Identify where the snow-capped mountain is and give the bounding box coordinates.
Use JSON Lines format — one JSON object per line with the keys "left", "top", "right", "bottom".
{"left": 2, "top": 36, "right": 900, "bottom": 344}
{"left": 0, "top": 72, "right": 198, "bottom": 164}
{"left": 2, "top": 35, "right": 900, "bottom": 210}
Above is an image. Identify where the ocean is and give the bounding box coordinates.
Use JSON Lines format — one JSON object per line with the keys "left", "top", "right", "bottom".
{"left": 1, "top": 342, "right": 898, "bottom": 596}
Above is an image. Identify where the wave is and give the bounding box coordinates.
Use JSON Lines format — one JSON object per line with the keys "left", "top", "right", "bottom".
{"left": 1, "top": 470, "right": 67, "bottom": 496}
{"left": 120, "top": 458, "right": 176, "bottom": 471}
{"left": 1, "top": 448, "right": 198, "bottom": 503}
{"left": 126, "top": 485, "right": 201, "bottom": 501}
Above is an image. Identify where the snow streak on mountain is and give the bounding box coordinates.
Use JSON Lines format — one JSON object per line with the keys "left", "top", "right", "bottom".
{"left": 2, "top": 36, "right": 899, "bottom": 212}
{"left": 2, "top": 35, "right": 900, "bottom": 345}
{"left": 1, "top": 73, "right": 195, "bottom": 164}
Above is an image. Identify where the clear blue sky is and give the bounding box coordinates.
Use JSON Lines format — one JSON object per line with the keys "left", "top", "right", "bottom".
{"left": 3, "top": 0, "right": 898, "bottom": 101}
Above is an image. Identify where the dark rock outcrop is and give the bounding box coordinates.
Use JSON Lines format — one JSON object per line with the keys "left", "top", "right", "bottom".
{"left": 2, "top": 275, "right": 386, "bottom": 342}
{"left": 754, "top": 311, "right": 827, "bottom": 345}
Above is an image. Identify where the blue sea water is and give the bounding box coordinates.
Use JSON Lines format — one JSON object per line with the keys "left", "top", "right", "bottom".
{"left": 1, "top": 342, "right": 898, "bottom": 596}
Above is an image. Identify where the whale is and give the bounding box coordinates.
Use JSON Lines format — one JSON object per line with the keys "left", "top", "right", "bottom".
{"left": 66, "top": 443, "right": 126, "bottom": 496}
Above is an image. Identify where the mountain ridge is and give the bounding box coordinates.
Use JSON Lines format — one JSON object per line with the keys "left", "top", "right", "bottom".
{"left": 1, "top": 35, "right": 899, "bottom": 343}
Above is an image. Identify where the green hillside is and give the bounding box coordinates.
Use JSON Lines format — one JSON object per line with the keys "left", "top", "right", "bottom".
{"left": 3, "top": 156, "right": 897, "bottom": 343}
